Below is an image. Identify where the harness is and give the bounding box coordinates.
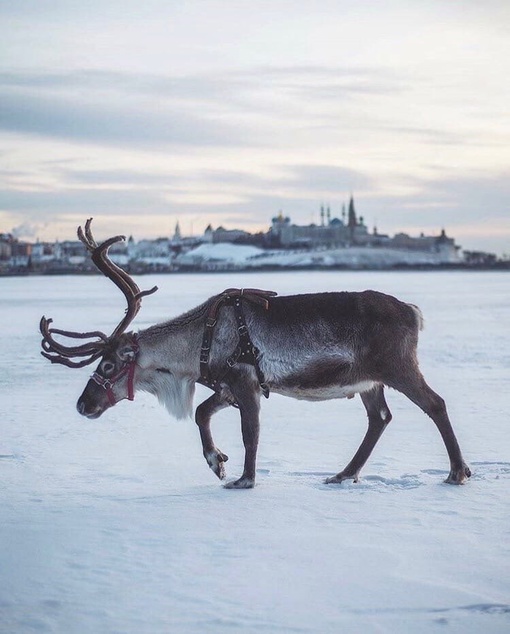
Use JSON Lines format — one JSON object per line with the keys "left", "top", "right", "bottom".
{"left": 197, "top": 288, "right": 277, "bottom": 405}
{"left": 89, "top": 288, "right": 277, "bottom": 408}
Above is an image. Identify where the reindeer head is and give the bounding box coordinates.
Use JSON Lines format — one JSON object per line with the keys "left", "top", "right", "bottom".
{"left": 40, "top": 219, "right": 158, "bottom": 418}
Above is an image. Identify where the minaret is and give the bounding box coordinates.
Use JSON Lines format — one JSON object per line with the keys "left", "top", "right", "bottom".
{"left": 173, "top": 221, "right": 182, "bottom": 242}
{"left": 326, "top": 205, "right": 331, "bottom": 225}
{"left": 320, "top": 204, "right": 325, "bottom": 227}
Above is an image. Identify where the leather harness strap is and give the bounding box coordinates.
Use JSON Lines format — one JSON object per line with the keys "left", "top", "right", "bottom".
{"left": 90, "top": 334, "right": 139, "bottom": 406}
{"left": 198, "top": 288, "right": 277, "bottom": 405}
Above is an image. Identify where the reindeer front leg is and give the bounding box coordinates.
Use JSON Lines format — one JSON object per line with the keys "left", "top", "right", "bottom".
{"left": 224, "top": 374, "right": 261, "bottom": 489}
{"left": 195, "top": 393, "right": 229, "bottom": 480}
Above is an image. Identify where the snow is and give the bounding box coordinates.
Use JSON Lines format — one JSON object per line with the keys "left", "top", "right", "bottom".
{"left": 176, "top": 242, "right": 264, "bottom": 266}
{"left": 247, "top": 246, "right": 454, "bottom": 268}
{"left": 1, "top": 270, "right": 509, "bottom": 633}
{"left": 175, "top": 242, "right": 459, "bottom": 269}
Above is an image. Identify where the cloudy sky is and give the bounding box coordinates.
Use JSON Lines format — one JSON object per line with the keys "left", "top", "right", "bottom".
{"left": 1, "top": 0, "right": 509, "bottom": 254}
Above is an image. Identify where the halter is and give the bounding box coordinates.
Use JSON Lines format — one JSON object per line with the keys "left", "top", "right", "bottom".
{"left": 90, "top": 361, "right": 137, "bottom": 406}
{"left": 90, "top": 335, "right": 139, "bottom": 406}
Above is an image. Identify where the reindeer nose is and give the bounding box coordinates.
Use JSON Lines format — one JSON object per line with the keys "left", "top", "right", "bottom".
{"left": 76, "top": 395, "right": 103, "bottom": 419}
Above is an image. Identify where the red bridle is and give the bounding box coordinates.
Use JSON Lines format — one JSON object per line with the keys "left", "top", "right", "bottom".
{"left": 90, "top": 360, "right": 136, "bottom": 406}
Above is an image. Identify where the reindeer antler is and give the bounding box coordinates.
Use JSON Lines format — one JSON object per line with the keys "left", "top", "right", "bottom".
{"left": 40, "top": 316, "right": 108, "bottom": 367}
{"left": 78, "top": 218, "right": 158, "bottom": 338}
{"left": 40, "top": 218, "right": 158, "bottom": 367}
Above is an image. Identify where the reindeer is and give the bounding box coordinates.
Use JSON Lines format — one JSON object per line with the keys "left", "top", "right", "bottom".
{"left": 40, "top": 220, "right": 471, "bottom": 489}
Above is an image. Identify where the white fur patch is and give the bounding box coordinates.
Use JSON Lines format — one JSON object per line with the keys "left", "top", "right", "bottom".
{"left": 273, "top": 380, "right": 377, "bottom": 402}
{"left": 380, "top": 407, "right": 391, "bottom": 422}
{"left": 205, "top": 451, "right": 219, "bottom": 471}
{"left": 141, "top": 372, "right": 195, "bottom": 420}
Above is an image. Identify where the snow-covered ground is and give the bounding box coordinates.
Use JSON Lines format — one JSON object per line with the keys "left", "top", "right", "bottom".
{"left": 1, "top": 270, "right": 509, "bottom": 634}
{"left": 175, "top": 242, "right": 459, "bottom": 269}
{"left": 176, "top": 242, "right": 264, "bottom": 267}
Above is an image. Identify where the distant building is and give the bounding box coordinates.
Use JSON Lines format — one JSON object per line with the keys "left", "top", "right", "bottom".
{"left": 0, "top": 233, "right": 13, "bottom": 261}
{"left": 268, "top": 196, "right": 460, "bottom": 262}
{"left": 31, "top": 241, "right": 56, "bottom": 267}
{"left": 53, "top": 240, "right": 88, "bottom": 266}
{"left": 463, "top": 250, "right": 497, "bottom": 266}
{"left": 203, "top": 224, "right": 251, "bottom": 244}
{"left": 0, "top": 233, "right": 32, "bottom": 268}
{"left": 391, "top": 229, "right": 460, "bottom": 259}
{"left": 173, "top": 222, "right": 182, "bottom": 243}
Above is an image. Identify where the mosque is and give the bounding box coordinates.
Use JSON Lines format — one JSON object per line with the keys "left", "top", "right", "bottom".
{"left": 269, "top": 196, "right": 372, "bottom": 248}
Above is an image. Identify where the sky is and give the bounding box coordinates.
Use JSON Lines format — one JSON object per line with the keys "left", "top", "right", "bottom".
{"left": 1, "top": 0, "right": 509, "bottom": 255}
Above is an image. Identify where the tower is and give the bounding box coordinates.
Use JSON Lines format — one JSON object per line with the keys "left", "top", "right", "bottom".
{"left": 347, "top": 196, "right": 357, "bottom": 229}
{"left": 348, "top": 195, "right": 357, "bottom": 243}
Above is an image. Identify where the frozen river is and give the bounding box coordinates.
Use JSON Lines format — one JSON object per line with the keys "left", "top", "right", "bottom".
{"left": 1, "top": 270, "right": 509, "bottom": 633}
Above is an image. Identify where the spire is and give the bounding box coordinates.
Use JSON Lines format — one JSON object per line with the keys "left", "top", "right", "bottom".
{"left": 348, "top": 195, "right": 357, "bottom": 228}
{"left": 347, "top": 195, "right": 357, "bottom": 244}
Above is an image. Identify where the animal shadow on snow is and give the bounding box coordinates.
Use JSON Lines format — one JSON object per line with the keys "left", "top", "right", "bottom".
{"left": 285, "top": 470, "right": 424, "bottom": 490}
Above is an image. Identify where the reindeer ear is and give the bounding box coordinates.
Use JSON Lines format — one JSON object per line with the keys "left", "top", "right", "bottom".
{"left": 117, "top": 344, "right": 137, "bottom": 362}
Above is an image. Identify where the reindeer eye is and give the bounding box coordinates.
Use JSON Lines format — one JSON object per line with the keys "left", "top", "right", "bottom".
{"left": 101, "top": 361, "right": 115, "bottom": 376}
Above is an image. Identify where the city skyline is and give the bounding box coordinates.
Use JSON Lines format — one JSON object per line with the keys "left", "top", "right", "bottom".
{"left": 1, "top": 1, "right": 509, "bottom": 255}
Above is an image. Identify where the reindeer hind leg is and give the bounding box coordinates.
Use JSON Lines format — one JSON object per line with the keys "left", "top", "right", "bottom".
{"left": 388, "top": 370, "right": 470, "bottom": 484}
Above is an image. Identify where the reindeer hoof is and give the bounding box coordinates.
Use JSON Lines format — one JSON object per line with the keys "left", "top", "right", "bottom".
{"left": 325, "top": 472, "right": 358, "bottom": 484}
{"left": 205, "top": 450, "right": 229, "bottom": 480}
{"left": 224, "top": 476, "right": 255, "bottom": 489}
{"left": 444, "top": 464, "right": 471, "bottom": 485}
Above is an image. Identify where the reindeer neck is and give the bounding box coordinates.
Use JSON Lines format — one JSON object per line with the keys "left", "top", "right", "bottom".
{"left": 135, "top": 300, "right": 210, "bottom": 373}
